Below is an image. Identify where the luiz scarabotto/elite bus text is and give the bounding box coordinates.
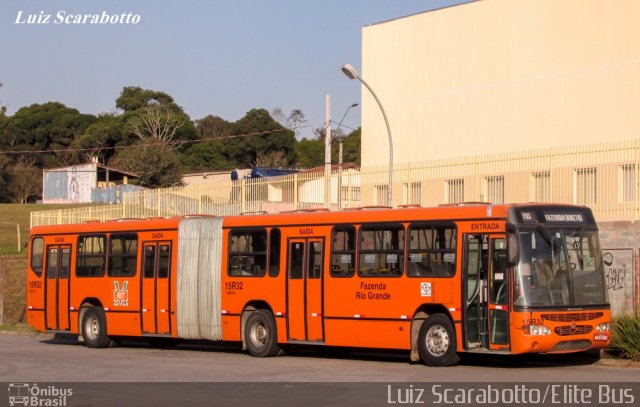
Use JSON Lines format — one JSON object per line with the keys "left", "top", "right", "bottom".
{"left": 15, "top": 10, "right": 141, "bottom": 25}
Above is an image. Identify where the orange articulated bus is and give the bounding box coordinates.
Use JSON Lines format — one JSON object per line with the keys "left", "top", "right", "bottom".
{"left": 26, "top": 203, "right": 611, "bottom": 366}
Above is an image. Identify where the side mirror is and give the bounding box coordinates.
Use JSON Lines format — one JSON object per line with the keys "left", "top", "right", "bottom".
{"left": 507, "top": 232, "right": 519, "bottom": 266}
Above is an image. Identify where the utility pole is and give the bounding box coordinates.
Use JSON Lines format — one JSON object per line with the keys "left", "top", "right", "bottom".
{"left": 324, "top": 94, "right": 331, "bottom": 209}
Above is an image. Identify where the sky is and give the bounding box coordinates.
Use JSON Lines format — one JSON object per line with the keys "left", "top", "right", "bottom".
{"left": 0, "top": 0, "right": 466, "bottom": 139}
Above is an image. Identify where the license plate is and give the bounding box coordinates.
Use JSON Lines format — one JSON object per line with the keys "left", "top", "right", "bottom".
{"left": 594, "top": 334, "right": 608, "bottom": 341}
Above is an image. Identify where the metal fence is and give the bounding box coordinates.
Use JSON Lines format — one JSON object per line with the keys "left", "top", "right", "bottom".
{"left": 31, "top": 138, "right": 640, "bottom": 227}
{"left": 0, "top": 256, "right": 27, "bottom": 325}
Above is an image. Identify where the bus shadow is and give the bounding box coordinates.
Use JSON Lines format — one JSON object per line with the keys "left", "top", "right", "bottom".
{"left": 39, "top": 335, "right": 602, "bottom": 368}
{"left": 40, "top": 333, "right": 246, "bottom": 354}
{"left": 458, "top": 351, "right": 603, "bottom": 369}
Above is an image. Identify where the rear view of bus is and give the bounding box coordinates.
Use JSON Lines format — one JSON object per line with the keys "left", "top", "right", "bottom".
{"left": 507, "top": 205, "right": 610, "bottom": 355}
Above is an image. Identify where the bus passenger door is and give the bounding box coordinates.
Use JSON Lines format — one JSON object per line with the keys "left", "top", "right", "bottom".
{"left": 487, "top": 237, "right": 510, "bottom": 349}
{"left": 141, "top": 242, "right": 172, "bottom": 335}
{"left": 45, "top": 245, "right": 71, "bottom": 331}
{"left": 463, "top": 234, "right": 510, "bottom": 350}
{"left": 287, "top": 238, "right": 324, "bottom": 342}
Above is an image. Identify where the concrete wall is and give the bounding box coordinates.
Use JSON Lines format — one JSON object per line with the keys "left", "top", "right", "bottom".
{"left": 361, "top": 0, "right": 640, "bottom": 167}
{"left": 598, "top": 221, "right": 639, "bottom": 316}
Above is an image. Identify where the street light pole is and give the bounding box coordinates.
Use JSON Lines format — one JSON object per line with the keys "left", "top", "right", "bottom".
{"left": 335, "top": 102, "right": 358, "bottom": 210}
{"left": 341, "top": 64, "right": 393, "bottom": 207}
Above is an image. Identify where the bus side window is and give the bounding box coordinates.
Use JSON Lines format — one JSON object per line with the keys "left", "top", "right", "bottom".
{"left": 330, "top": 226, "right": 356, "bottom": 277}
{"left": 268, "top": 228, "right": 281, "bottom": 277}
{"left": 76, "top": 235, "right": 106, "bottom": 277}
{"left": 108, "top": 234, "right": 138, "bottom": 277}
{"left": 407, "top": 223, "right": 456, "bottom": 278}
{"left": 228, "top": 229, "right": 267, "bottom": 277}
{"left": 30, "top": 237, "right": 44, "bottom": 277}
{"left": 358, "top": 224, "right": 404, "bottom": 277}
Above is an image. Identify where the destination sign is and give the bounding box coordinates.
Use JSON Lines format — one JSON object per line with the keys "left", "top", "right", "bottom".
{"left": 511, "top": 206, "right": 595, "bottom": 225}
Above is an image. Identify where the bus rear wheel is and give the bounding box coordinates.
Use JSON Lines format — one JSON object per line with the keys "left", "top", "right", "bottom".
{"left": 418, "top": 314, "right": 460, "bottom": 367}
{"left": 82, "top": 307, "right": 113, "bottom": 348}
{"left": 244, "top": 310, "right": 280, "bottom": 357}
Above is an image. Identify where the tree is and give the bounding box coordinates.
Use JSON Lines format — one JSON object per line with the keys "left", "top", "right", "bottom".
{"left": 115, "top": 86, "right": 197, "bottom": 148}
{"left": 115, "top": 86, "right": 176, "bottom": 113}
{"left": 6, "top": 160, "right": 41, "bottom": 203}
{"left": 181, "top": 140, "right": 233, "bottom": 172}
{"left": 110, "top": 141, "right": 184, "bottom": 188}
{"left": 69, "top": 113, "right": 127, "bottom": 164}
{"left": 297, "top": 126, "right": 361, "bottom": 168}
{"left": 270, "top": 107, "right": 286, "bottom": 126}
{"left": 286, "top": 109, "right": 307, "bottom": 129}
{"left": 295, "top": 138, "right": 324, "bottom": 168}
{"left": 0, "top": 81, "right": 6, "bottom": 116}
{"left": 333, "top": 127, "right": 361, "bottom": 165}
{"left": 194, "top": 115, "right": 232, "bottom": 139}
{"left": 0, "top": 102, "right": 96, "bottom": 168}
{"left": 130, "top": 104, "right": 186, "bottom": 146}
{"left": 226, "top": 108, "right": 296, "bottom": 167}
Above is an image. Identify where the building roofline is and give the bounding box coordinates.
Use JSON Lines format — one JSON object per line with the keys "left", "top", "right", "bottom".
{"left": 43, "top": 162, "right": 140, "bottom": 178}
{"left": 365, "top": 0, "right": 476, "bottom": 28}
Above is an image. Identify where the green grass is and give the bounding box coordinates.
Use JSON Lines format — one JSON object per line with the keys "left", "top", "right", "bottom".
{"left": 611, "top": 312, "right": 640, "bottom": 361}
{"left": 0, "top": 203, "right": 93, "bottom": 254}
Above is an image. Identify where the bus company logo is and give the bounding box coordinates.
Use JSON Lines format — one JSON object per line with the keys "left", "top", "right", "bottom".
{"left": 420, "top": 282, "right": 432, "bottom": 297}
{"left": 113, "top": 281, "right": 129, "bottom": 306}
{"left": 8, "top": 383, "right": 72, "bottom": 406}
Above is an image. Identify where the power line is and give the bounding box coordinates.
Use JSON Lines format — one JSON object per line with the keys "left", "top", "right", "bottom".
{"left": 0, "top": 125, "right": 311, "bottom": 156}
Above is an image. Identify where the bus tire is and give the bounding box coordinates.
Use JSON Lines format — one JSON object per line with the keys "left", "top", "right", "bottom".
{"left": 81, "top": 307, "right": 113, "bottom": 348}
{"left": 244, "top": 310, "right": 280, "bottom": 357}
{"left": 418, "top": 314, "right": 460, "bottom": 367}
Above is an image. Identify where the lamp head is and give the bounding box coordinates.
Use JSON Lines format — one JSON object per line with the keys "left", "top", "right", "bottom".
{"left": 341, "top": 64, "right": 359, "bottom": 80}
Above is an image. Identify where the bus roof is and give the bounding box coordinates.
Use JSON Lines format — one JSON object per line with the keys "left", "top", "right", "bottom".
{"left": 30, "top": 203, "right": 594, "bottom": 236}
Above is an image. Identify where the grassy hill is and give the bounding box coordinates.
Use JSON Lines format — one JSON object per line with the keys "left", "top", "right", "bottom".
{"left": 0, "top": 204, "right": 93, "bottom": 254}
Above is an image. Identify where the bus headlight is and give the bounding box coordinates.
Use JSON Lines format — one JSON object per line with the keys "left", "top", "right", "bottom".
{"left": 596, "top": 322, "right": 610, "bottom": 332}
{"left": 529, "top": 325, "right": 551, "bottom": 336}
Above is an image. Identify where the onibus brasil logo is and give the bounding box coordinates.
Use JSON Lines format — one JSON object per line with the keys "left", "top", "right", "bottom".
{"left": 8, "top": 383, "right": 72, "bottom": 406}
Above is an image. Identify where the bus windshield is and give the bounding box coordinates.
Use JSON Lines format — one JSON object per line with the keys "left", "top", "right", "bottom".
{"left": 514, "top": 227, "right": 608, "bottom": 308}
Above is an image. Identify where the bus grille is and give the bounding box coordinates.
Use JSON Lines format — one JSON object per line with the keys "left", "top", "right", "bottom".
{"left": 551, "top": 340, "right": 591, "bottom": 352}
{"left": 541, "top": 312, "right": 603, "bottom": 322}
{"left": 554, "top": 325, "right": 593, "bottom": 336}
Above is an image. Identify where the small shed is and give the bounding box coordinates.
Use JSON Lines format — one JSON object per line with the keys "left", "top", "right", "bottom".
{"left": 42, "top": 160, "right": 141, "bottom": 204}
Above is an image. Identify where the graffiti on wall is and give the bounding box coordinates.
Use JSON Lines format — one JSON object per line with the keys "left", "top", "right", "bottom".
{"left": 602, "top": 249, "right": 635, "bottom": 316}
{"left": 603, "top": 252, "right": 626, "bottom": 291}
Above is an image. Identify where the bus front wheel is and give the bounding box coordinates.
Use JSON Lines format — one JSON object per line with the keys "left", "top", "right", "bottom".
{"left": 244, "top": 310, "right": 280, "bottom": 357}
{"left": 418, "top": 314, "right": 460, "bottom": 367}
{"left": 82, "top": 307, "right": 113, "bottom": 348}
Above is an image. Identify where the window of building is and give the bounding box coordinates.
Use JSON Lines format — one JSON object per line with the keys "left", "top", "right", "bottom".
{"left": 358, "top": 224, "right": 404, "bottom": 277}
{"left": 403, "top": 182, "right": 422, "bottom": 205}
{"left": 620, "top": 164, "right": 636, "bottom": 203}
{"left": 574, "top": 167, "right": 597, "bottom": 205}
{"left": 485, "top": 175, "right": 504, "bottom": 204}
{"left": 108, "top": 234, "right": 138, "bottom": 277}
{"left": 531, "top": 171, "right": 550, "bottom": 202}
{"left": 76, "top": 235, "right": 106, "bottom": 277}
{"left": 268, "top": 228, "right": 281, "bottom": 277}
{"left": 375, "top": 184, "right": 389, "bottom": 206}
{"left": 341, "top": 186, "right": 360, "bottom": 203}
{"left": 446, "top": 178, "right": 464, "bottom": 204}
{"left": 330, "top": 226, "right": 356, "bottom": 277}
{"left": 407, "top": 223, "right": 457, "bottom": 277}
{"left": 228, "top": 229, "right": 267, "bottom": 277}
{"left": 30, "top": 237, "right": 44, "bottom": 277}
